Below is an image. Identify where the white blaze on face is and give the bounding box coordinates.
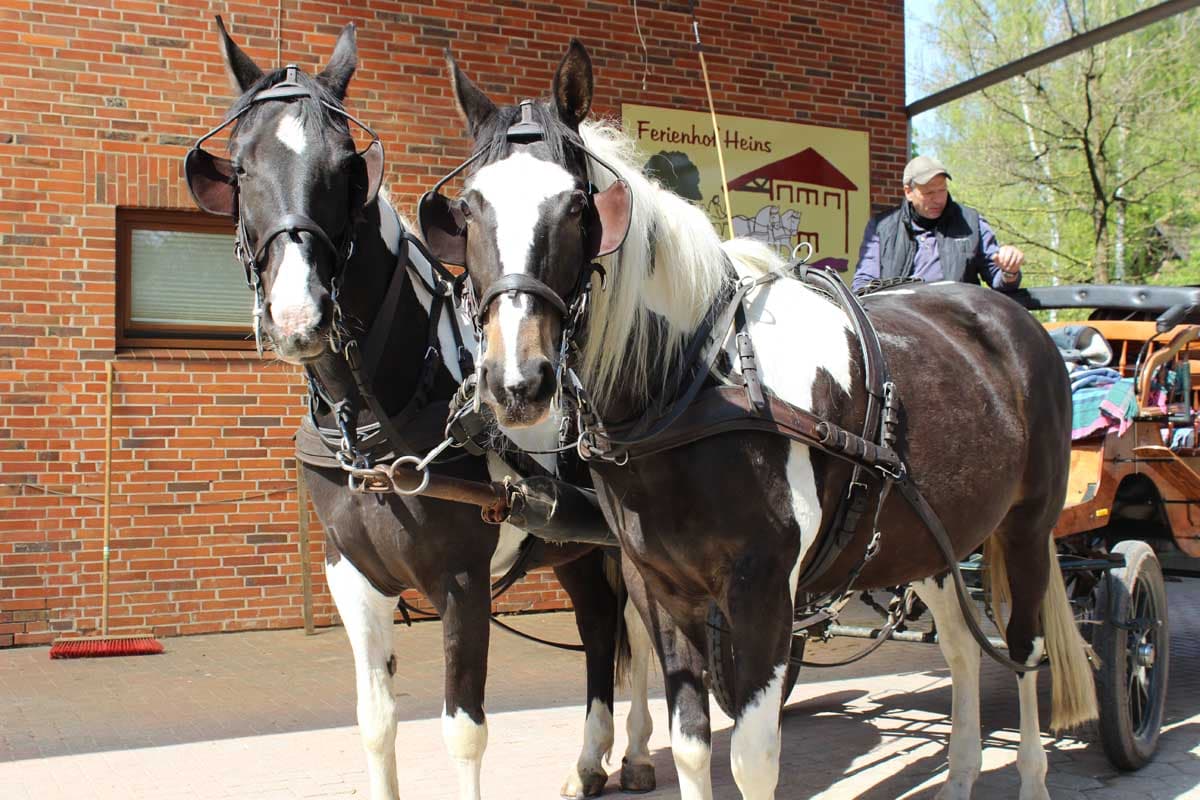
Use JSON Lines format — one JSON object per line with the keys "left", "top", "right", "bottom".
{"left": 269, "top": 241, "right": 321, "bottom": 337}
{"left": 275, "top": 111, "right": 307, "bottom": 154}
{"left": 471, "top": 154, "right": 575, "bottom": 388}
{"left": 469, "top": 152, "right": 576, "bottom": 276}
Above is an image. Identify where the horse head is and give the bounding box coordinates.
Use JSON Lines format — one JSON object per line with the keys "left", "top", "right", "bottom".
{"left": 420, "top": 40, "right": 630, "bottom": 428}
{"left": 186, "top": 17, "right": 383, "bottom": 364}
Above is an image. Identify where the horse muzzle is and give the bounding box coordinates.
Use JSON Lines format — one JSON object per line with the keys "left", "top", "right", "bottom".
{"left": 479, "top": 355, "right": 557, "bottom": 428}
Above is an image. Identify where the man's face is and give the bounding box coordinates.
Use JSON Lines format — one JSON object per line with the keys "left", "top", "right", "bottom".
{"left": 904, "top": 174, "right": 948, "bottom": 219}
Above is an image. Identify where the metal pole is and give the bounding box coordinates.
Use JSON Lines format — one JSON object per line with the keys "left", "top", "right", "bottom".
{"left": 296, "top": 457, "right": 315, "bottom": 636}
{"left": 906, "top": 0, "right": 1200, "bottom": 117}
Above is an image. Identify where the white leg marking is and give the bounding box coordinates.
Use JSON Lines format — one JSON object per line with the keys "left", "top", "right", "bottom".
{"left": 561, "top": 698, "right": 615, "bottom": 797}
{"left": 912, "top": 578, "right": 981, "bottom": 800}
{"left": 671, "top": 705, "right": 713, "bottom": 800}
{"left": 730, "top": 662, "right": 787, "bottom": 800}
{"left": 469, "top": 152, "right": 575, "bottom": 275}
{"left": 268, "top": 241, "right": 320, "bottom": 336}
{"left": 442, "top": 705, "right": 488, "bottom": 800}
{"left": 325, "top": 557, "right": 400, "bottom": 800}
{"left": 623, "top": 599, "right": 654, "bottom": 769}
{"left": 275, "top": 111, "right": 306, "bottom": 154}
{"left": 1017, "top": 637, "right": 1050, "bottom": 800}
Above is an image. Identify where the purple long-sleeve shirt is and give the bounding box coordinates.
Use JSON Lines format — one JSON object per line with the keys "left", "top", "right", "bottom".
{"left": 851, "top": 212, "right": 1019, "bottom": 292}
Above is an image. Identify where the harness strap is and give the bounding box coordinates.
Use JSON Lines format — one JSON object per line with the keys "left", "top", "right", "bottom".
{"left": 253, "top": 213, "right": 344, "bottom": 266}
{"left": 593, "top": 273, "right": 759, "bottom": 452}
{"left": 479, "top": 272, "right": 570, "bottom": 320}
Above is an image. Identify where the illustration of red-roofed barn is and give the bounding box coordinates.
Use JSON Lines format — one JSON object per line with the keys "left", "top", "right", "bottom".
{"left": 727, "top": 147, "right": 859, "bottom": 254}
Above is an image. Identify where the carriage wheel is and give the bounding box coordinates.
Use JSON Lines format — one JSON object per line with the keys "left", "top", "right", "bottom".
{"left": 705, "top": 605, "right": 803, "bottom": 718}
{"left": 1093, "top": 540, "right": 1169, "bottom": 770}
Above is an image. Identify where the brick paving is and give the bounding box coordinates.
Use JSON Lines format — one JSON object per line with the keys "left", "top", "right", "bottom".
{"left": 0, "top": 583, "right": 1197, "bottom": 799}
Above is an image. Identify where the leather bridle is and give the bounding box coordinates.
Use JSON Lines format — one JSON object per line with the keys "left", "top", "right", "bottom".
{"left": 185, "top": 66, "right": 384, "bottom": 352}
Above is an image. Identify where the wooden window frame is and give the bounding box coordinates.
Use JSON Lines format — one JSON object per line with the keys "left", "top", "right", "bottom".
{"left": 116, "top": 207, "right": 255, "bottom": 351}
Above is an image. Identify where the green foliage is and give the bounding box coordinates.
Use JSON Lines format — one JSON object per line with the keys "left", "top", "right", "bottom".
{"left": 916, "top": 0, "right": 1200, "bottom": 287}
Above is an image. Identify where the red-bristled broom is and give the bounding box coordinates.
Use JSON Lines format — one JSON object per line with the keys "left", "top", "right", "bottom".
{"left": 50, "top": 362, "right": 163, "bottom": 659}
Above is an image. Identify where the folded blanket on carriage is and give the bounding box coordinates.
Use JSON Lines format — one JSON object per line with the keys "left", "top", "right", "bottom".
{"left": 1070, "top": 368, "right": 1138, "bottom": 440}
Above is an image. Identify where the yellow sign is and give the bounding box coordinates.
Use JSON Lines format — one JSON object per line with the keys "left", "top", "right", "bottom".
{"left": 622, "top": 104, "right": 871, "bottom": 275}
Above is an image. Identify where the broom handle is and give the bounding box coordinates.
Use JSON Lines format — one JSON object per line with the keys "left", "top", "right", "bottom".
{"left": 101, "top": 361, "right": 113, "bottom": 637}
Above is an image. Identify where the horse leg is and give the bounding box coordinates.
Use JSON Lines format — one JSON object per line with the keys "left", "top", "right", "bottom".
{"left": 725, "top": 562, "right": 795, "bottom": 800}
{"left": 325, "top": 555, "right": 401, "bottom": 800}
{"left": 553, "top": 551, "right": 618, "bottom": 798}
{"left": 912, "top": 575, "right": 982, "bottom": 800}
{"left": 620, "top": 592, "right": 657, "bottom": 793}
{"left": 434, "top": 563, "right": 492, "bottom": 800}
{"left": 987, "top": 527, "right": 1096, "bottom": 800}
{"left": 624, "top": 561, "right": 713, "bottom": 800}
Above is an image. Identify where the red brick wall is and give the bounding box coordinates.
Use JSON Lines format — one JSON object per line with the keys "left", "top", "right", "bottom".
{"left": 0, "top": 0, "right": 906, "bottom": 647}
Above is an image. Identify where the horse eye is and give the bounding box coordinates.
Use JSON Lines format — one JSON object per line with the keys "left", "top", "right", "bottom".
{"left": 457, "top": 199, "right": 472, "bottom": 221}
{"left": 568, "top": 190, "right": 588, "bottom": 216}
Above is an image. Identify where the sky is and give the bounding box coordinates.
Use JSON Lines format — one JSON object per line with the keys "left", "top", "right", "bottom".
{"left": 905, "top": 0, "right": 943, "bottom": 106}
{"left": 905, "top": 0, "right": 947, "bottom": 156}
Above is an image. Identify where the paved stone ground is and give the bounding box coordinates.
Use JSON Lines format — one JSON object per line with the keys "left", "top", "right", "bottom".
{"left": 0, "top": 582, "right": 1197, "bottom": 799}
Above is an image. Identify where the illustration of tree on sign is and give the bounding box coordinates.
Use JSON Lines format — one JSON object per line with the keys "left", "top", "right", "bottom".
{"left": 643, "top": 151, "right": 703, "bottom": 202}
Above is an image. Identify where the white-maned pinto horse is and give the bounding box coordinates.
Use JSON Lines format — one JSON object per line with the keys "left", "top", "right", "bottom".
{"left": 185, "top": 21, "right": 657, "bottom": 800}
{"left": 422, "top": 40, "right": 1098, "bottom": 800}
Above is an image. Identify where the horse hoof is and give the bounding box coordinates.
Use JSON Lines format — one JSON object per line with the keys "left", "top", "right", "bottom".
{"left": 560, "top": 767, "right": 607, "bottom": 798}
{"left": 619, "top": 759, "right": 656, "bottom": 793}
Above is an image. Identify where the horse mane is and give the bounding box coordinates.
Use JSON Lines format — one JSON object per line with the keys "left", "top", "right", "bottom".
{"left": 579, "top": 120, "right": 784, "bottom": 411}
{"left": 227, "top": 67, "right": 350, "bottom": 145}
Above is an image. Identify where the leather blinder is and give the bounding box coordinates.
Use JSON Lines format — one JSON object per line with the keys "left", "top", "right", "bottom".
{"left": 360, "top": 139, "right": 384, "bottom": 208}
{"left": 185, "top": 147, "right": 237, "bottom": 217}
{"left": 418, "top": 190, "right": 467, "bottom": 267}
{"left": 593, "top": 179, "right": 631, "bottom": 257}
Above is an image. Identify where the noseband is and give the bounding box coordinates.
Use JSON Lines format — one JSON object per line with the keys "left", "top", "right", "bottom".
{"left": 185, "top": 66, "right": 385, "bottom": 352}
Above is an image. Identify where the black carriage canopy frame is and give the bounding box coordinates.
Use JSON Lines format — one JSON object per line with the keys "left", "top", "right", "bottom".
{"left": 417, "top": 99, "right": 633, "bottom": 328}
{"left": 184, "top": 65, "right": 385, "bottom": 289}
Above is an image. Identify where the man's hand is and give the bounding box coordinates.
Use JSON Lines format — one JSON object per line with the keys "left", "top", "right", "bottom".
{"left": 996, "top": 244, "right": 1024, "bottom": 282}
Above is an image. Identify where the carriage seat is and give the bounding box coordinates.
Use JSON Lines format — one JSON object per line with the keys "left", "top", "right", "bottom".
{"left": 1049, "top": 325, "right": 1112, "bottom": 369}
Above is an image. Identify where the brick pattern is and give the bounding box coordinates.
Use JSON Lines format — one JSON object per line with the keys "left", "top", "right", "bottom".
{"left": 0, "top": 1, "right": 906, "bottom": 647}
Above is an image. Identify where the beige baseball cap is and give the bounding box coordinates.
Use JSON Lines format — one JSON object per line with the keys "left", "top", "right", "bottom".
{"left": 903, "top": 155, "right": 951, "bottom": 187}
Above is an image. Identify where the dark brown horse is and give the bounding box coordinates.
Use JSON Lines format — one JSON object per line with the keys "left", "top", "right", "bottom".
{"left": 423, "top": 41, "right": 1098, "bottom": 800}
{"left": 185, "top": 22, "right": 655, "bottom": 800}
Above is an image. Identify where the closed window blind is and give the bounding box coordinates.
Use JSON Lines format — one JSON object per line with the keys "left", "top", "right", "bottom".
{"left": 130, "top": 228, "right": 245, "bottom": 328}
{"left": 117, "top": 208, "right": 253, "bottom": 349}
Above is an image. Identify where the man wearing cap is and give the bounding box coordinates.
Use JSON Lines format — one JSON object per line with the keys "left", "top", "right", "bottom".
{"left": 851, "top": 155, "right": 1025, "bottom": 292}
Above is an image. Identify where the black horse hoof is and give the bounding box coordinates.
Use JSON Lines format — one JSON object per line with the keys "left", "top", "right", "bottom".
{"left": 620, "top": 758, "right": 656, "bottom": 793}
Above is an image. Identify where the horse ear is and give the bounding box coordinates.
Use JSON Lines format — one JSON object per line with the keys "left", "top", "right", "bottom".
{"left": 446, "top": 50, "right": 496, "bottom": 139}
{"left": 551, "top": 39, "right": 593, "bottom": 129}
{"left": 185, "top": 148, "right": 237, "bottom": 216}
{"left": 592, "top": 180, "right": 631, "bottom": 257}
{"left": 320, "top": 23, "right": 358, "bottom": 100}
{"left": 216, "top": 16, "right": 263, "bottom": 95}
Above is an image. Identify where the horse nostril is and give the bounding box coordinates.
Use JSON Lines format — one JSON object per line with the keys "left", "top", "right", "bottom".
{"left": 534, "top": 358, "right": 555, "bottom": 402}
{"left": 317, "top": 294, "right": 333, "bottom": 330}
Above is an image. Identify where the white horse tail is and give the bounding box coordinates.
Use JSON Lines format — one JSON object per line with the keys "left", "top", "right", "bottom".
{"left": 985, "top": 535, "right": 1098, "bottom": 731}
{"left": 1040, "top": 534, "right": 1099, "bottom": 730}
